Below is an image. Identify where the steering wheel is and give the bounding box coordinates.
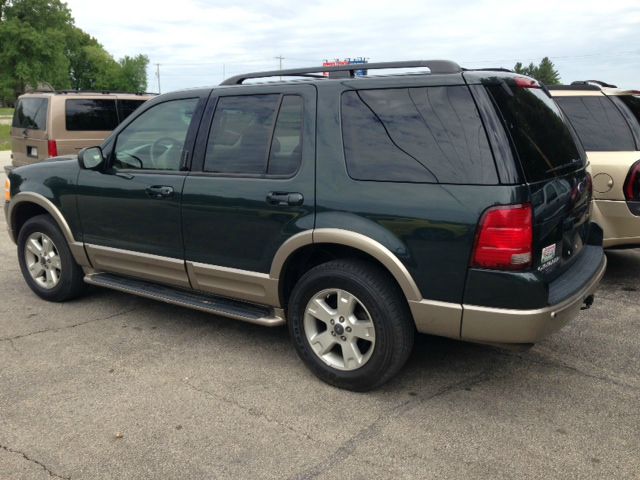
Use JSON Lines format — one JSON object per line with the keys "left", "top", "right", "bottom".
{"left": 150, "top": 137, "right": 183, "bottom": 169}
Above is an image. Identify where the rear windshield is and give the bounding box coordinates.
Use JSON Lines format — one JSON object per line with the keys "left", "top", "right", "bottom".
{"left": 117, "top": 99, "right": 146, "bottom": 122}
{"left": 554, "top": 96, "right": 636, "bottom": 152}
{"left": 65, "top": 99, "right": 118, "bottom": 131}
{"left": 12, "top": 97, "right": 48, "bottom": 130}
{"left": 486, "top": 83, "right": 584, "bottom": 182}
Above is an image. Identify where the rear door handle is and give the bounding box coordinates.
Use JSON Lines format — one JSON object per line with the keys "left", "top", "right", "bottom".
{"left": 266, "top": 191, "right": 304, "bottom": 206}
{"left": 145, "top": 185, "right": 174, "bottom": 199}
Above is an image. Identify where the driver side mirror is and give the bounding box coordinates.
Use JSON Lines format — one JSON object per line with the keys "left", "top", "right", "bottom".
{"left": 78, "top": 146, "right": 105, "bottom": 170}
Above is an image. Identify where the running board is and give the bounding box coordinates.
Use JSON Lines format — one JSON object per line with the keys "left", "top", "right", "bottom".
{"left": 84, "top": 273, "right": 285, "bottom": 327}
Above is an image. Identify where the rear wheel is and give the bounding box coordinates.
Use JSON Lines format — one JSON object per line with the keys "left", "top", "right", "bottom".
{"left": 288, "top": 259, "right": 414, "bottom": 391}
{"left": 17, "top": 214, "right": 87, "bottom": 302}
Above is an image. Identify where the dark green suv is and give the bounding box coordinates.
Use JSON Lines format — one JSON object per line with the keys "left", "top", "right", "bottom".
{"left": 4, "top": 61, "right": 606, "bottom": 391}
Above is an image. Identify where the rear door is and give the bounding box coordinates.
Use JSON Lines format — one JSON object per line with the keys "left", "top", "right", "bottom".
{"left": 11, "top": 96, "right": 49, "bottom": 166}
{"left": 181, "top": 84, "right": 316, "bottom": 302}
{"left": 482, "top": 78, "right": 592, "bottom": 277}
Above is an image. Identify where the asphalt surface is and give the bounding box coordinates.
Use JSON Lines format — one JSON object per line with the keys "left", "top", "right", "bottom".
{"left": 0, "top": 150, "right": 639, "bottom": 479}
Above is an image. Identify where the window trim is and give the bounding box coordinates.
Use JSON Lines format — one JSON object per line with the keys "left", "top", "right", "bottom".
{"left": 107, "top": 96, "right": 203, "bottom": 174}
{"left": 200, "top": 92, "right": 305, "bottom": 180}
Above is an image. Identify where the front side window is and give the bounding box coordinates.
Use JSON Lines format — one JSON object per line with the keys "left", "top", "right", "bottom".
{"left": 341, "top": 86, "right": 497, "bottom": 184}
{"left": 204, "top": 94, "right": 304, "bottom": 176}
{"left": 65, "top": 99, "right": 118, "bottom": 131}
{"left": 554, "top": 96, "right": 636, "bottom": 152}
{"left": 12, "top": 98, "right": 48, "bottom": 130}
{"left": 113, "top": 98, "right": 198, "bottom": 171}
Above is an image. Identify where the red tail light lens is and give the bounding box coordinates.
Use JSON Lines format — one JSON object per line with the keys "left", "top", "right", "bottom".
{"left": 624, "top": 160, "right": 640, "bottom": 201}
{"left": 47, "top": 140, "right": 58, "bottom": 158}
{"left": 514, "top": 77, "right": 540, "bottom": 89}
{"left": 471, "top": 204, "right": 533, "bottom": 271}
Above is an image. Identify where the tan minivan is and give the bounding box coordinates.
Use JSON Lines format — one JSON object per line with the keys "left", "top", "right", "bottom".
{"left": 10, "top": 91, "right": 154, "bottom": 167}
{"left": 549, "top": 82, "right": 640, "bottom": 248}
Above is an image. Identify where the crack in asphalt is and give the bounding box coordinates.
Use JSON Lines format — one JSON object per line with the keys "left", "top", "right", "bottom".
{"left": 0, "top": 443, "right": 70, "bottom": 479}
{"left": 289, "top": 369, "right": 493, "bottom": 480}
{"left": 183, "top": 380, "right": 319, "bottom": 444}
{"left": 0, "top": 307, "right": 137, "bottom": 344}
{"left": 496, "top": 349, "right": 639, "bottom": 392}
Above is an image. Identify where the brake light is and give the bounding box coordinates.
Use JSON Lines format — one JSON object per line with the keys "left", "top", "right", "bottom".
{"left": 514, "top": 77, "right": 540, "bottom": 89}
{"left": 471, "top": 204, "right": 533, "bottom": 271}
{"left": 47, "top": 140, "right": 58, "bottom": 157}
{"left": 624, "top": 160, "right": 640, "bottom": 201}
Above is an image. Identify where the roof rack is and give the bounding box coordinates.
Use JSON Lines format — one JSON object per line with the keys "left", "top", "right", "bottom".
{"left": 54, "top": 90, "right": 156, "bottom": 95}
{"left": 571, "top": 80, "right": 618, "bottom": 88}
{"left": 220, "top": 60, "right": 462, "bottom": 85}
{"left": 547, "top": 84, "right": 602, "bottom": 91}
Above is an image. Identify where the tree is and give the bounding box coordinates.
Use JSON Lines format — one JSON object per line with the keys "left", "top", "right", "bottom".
{"left": 0, "top": 0, "right": 148, "bottom": 105}
{"left": 513, "top": 57, "right": 561, "bottom": 85}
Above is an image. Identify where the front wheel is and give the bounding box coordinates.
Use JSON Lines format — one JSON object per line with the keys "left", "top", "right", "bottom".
{"left": 17, "top": 214, "right": 87, "bottom": 302}
{"left": 288, "top": 259, "right": 415, "bottom": 391}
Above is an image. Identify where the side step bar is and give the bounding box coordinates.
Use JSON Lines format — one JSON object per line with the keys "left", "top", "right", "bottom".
{"left": 84, "top": 273, "right": 285, "bottom": 327}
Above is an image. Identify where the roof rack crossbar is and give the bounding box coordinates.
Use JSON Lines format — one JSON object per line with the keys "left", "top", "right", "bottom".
{"left": 220, "top": 60, "right": 461, "bottom": 85}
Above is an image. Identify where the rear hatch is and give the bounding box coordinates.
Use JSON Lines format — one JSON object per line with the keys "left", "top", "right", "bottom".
{"left": 483, "top": 77, "right": 592, "bottom": 280}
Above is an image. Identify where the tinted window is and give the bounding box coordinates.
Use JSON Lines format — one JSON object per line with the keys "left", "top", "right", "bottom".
{"left": 617, "top": 95, "right": 640, "bottom": 122}
{"left": 113, "top": 98, "right": 198, "bottom": 171}
{"left": 268, "top": 95, "right": 304, "bottom": 175}
{"left": 487, "top": 85, "right": 584, "bottom": 182}
{"left": 554, "top": 96, "right": 635, "bottom": 152}
{"left": 118, "top": 100, "right": 147, "bottom": 122}
{"left": 12, "top": 98, "right": 48, "bottom": 130}
{"left": 204, "top": 94, "right": 304, "bottom": 176}
{"left": 341, "top": 86, "right": 497, "bottom": 184}
{"left": 66, "top": 99, "right": 118, "bottom": 131}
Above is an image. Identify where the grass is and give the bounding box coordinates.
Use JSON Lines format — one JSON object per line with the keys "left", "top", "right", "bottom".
{"left": 0, "top": 124, "right": 11, "bottom": 150}
{"left": 0, "top": 107, "right": 13, "bottom": 117}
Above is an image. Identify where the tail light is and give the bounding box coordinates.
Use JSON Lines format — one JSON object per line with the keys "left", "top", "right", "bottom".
{"left": 624, "top": 160, "right": 640, "bottom": 201}
{"left": 471, "top": 204, "right": 533, "bottom": 271}
{"left": 47, "top": 140, "right": 58, "bottom": 158}
{"left": 4, "top": 179, "right": 10, "bottom": 202}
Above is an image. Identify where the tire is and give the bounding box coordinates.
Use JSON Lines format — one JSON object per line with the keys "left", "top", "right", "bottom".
{"left": 17, "top": 214, "right": 87, "bottom": 302}
{"left": 288, "top": 259, "right": 415, "bottom": 391}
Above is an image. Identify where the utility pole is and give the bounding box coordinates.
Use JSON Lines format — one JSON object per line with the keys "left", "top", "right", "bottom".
{"left": 155, "top": 63, "right": 161, "bottom": 94}
{"left": 275, "top": 55, "right": 284, "bottom": 80}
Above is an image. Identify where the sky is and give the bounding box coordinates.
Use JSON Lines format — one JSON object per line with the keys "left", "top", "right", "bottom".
{"left": 65, "top": 0, "right": 639, "bottom": 93}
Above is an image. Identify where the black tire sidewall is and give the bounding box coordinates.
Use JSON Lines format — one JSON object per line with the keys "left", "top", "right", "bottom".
{"left": 17, "top": 215, "right": 83, "bottom": 302}
{"left": 288, "top": 261, "right": 410, "bottom": 390}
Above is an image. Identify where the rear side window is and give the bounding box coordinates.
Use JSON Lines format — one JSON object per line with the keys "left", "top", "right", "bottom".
{"left": 117, "top": 100, "right": 147, "bottom": 122}
{"left": 65, "top": 99, "right": 118, "bottom": 131}
{"left": 12, "top": 98, "right": 48, "bottom": 130}
{"left": 487, "top": 85, "right": 584, "bottom": 182}
{"left": 204, "top": 94, "right": 304, "bottom": 176}
{"left": 341, "top": 86, "right": 497, "bottom": 184}
{"left": 617, "top": 95, "right": 640, "bottom": 121}
{"left": 554, "top": 96, "right": 636, "bottom": 152}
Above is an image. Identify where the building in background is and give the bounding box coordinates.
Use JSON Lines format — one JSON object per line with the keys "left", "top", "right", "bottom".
{"left": 322, "top": 57, "right": 368, "bottom": 77}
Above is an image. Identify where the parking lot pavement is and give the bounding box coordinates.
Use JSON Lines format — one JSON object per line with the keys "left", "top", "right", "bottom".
{"left": 0, "top": 151, "right": 638, "bottom": 479}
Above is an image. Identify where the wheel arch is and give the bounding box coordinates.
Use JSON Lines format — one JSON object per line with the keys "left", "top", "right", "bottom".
{"left": 271, "top": 228, "right": 423, "bottom": 307}
{"left": 7, "top": 192, "right": 91, "bottom": 266}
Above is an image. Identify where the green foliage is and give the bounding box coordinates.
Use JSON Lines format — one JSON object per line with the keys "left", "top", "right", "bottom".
{"left": 0, "top": 123, "right": 11, "bottom": 150}
{"left": 513, "top": 57, "right": 561, "bottom": 85}
{"left": 0, "top": 0, "right": 148, "bottom": 105}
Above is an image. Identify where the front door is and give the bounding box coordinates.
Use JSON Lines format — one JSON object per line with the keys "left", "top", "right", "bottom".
{"left": 181, "top": 85, "right": 316, "bottom": 303}
{"left": 76, "top": 95, "right": 206, "bottom": 287}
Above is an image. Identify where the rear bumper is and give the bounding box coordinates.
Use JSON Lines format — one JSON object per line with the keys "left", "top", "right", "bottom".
{"left": 459, "top": 254, "right": 606, "bottom": 344}
{"left": 592, "top": 200, "right": 640, "bottom": 248}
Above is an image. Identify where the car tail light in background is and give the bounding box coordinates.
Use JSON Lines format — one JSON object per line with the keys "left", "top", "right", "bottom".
{"left": 513, "top": 77, "right": 541, "bottom": 89}
{"left": 47, "top": 140, "right": 58, "bottom": 158}
{"left": 471, "top": 204, "right": 533, "bottom": 271}
{"left": 624, "top": 160, "right": 640, "bottom": 201}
